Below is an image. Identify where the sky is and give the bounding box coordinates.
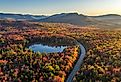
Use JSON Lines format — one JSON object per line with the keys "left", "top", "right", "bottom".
{"left": 0, "top": 0, "right": 121, "bottom": 16}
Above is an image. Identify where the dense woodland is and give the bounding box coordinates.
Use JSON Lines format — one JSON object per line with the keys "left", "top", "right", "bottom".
{"left": 0, "top": 20, "right": 121, "bottom": 82}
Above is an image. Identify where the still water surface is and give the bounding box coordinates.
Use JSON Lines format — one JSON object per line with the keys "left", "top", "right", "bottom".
{"left": 29, "top": 43, "right": 67, "bottom": 53}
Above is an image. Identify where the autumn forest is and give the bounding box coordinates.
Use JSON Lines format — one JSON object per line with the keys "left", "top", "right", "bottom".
{"left": 0, "top": 20, "right": 121, "bottom": 82}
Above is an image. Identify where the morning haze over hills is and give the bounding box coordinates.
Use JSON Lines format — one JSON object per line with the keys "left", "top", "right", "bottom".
{"left": 1, "top": 0, "right": 121, "bottom": 82}
{"left": 1, "top": 12, "right": 121, "bottom": 28}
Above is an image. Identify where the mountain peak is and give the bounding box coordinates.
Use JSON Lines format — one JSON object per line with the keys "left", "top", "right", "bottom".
{"left": 66, "top": 13, "right": 79, "bottom": 15}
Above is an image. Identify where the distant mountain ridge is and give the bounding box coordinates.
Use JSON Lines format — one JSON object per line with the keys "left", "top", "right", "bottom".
{"left": 91, "top": 14, "right": 121, "bottom": 18}
{"left": 37, "top": 13, "right": 96, "bottom": 26}
{"left": 37, "top": 13, "right": 121, "bottom": 28}
{"left": 1, "top": 12, "right": 121, "bottom": 28}
{"left": 0, "top": 13, "right": 47, "bottom": 21}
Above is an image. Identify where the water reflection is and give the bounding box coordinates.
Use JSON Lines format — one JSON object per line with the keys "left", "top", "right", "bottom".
{"left": 29, "top": 43, "right": 67, "bottom": 53}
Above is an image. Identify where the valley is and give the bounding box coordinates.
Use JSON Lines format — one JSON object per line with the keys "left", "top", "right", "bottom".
{"left": 0, "top": 20, "right": 121, "bottom": 82}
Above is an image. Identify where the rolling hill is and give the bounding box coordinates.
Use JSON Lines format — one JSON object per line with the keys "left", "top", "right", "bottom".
{"left": 0, "top": 13, "right": 47, "bottom": 21}
{"left": 37, "top": 13, "right": 97, "bottom": 26}
{"left": 37, "top": 13, "right": 121, "bottom": 28}
{"left": 1, "top": 12, "right": 121, "bottom": 28}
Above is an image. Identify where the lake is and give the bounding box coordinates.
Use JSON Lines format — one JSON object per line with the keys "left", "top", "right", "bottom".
{"left": 29, "top": 43, "right": 67, "bottom": 53}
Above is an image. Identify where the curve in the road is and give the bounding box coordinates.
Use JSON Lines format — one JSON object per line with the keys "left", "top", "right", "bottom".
{"left": 66, "top": 42, "right": 86, "bottom": 82}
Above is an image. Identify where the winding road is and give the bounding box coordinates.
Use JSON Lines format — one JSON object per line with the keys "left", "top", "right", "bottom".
{"left": 66, "top": 41, "right": 86, "bottom": 82}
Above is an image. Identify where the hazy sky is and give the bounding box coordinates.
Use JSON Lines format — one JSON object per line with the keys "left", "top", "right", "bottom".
{"left": 0, "top": 0, "right": 121, "bottom": 16}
